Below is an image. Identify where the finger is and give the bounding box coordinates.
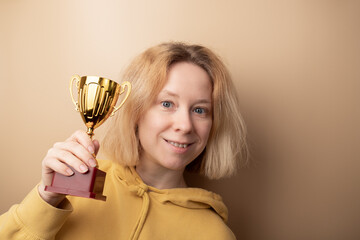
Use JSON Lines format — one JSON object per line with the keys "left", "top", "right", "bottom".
{"left": 53, "top": 141, "right": 96, "bottom": 168}
{"left": 43, "top": 156, "right": 75, "bottom": 176}
{"left": 46, "top": 148, "right": 89, "bottom": 173}
{"left": 67, "top": 130, "right": 96, "bottom": 154}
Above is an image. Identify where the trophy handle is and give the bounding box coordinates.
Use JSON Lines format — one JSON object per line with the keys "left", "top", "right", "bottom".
{"left": 111, "top": 81, "right": 131, "bottom": 116}
{"left": 70, "top": 75, "right": 81, "bottom": 112}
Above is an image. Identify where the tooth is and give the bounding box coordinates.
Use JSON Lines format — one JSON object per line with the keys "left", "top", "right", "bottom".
{"left": 168, "top": 141, "right": 188, "bottom": 148}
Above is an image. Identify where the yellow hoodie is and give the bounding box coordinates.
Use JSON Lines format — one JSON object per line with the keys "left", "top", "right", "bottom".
{"left": 0, "top": 160, "right": 236, "bottom": 239}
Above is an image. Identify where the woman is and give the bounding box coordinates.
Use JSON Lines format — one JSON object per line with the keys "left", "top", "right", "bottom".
{"left": 0, "top": 42, "right": 248, "bottom": 239}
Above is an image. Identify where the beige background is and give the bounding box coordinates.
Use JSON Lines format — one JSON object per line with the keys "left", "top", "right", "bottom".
{"left": 1, "top": 0, "right": 359, "bottom": 239}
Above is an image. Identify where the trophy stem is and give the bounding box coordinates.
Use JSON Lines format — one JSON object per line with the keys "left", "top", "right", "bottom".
{"left": 86, "top": 127, "right": 97, "bottom": 163}
{"left": 86, "top": 127, "right": 94, "bottom": 139}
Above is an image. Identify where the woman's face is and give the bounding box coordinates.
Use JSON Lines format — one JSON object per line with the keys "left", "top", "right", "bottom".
{"left": 137, "top": 61, "right": 213, "bottom": 173}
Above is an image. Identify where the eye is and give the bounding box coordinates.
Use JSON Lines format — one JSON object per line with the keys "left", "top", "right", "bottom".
{"left": 161, "top": 101, "right": 173, "bottom": 108}
{"left": 194, "top": 107, "right": 206, "bottom": 114}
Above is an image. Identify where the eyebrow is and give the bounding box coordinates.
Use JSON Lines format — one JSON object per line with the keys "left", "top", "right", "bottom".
{"left": 160, "top": 90, "right": 179, "bottom": 98}
{"left": 159, "top": 90, "right": 212, "bottom": 104}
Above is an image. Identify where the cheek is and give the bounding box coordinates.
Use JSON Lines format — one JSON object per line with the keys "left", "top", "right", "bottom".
{"left": 196, "top": 120, "right": 212, "bottom": 142}
{"left": 137, "top": 111, "right": 168, "bottom": 138}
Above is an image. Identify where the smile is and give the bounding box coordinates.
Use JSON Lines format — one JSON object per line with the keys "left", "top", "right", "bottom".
{"left": 165, "top": 139, "right": 191, "bottom": 148}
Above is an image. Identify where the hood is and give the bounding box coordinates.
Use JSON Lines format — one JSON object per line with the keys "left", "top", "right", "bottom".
{"left": 111, "top": 162, "right": 229, "bottom": 240}
{"left": 115, "top": 162, "right": 228, "bottom": 221}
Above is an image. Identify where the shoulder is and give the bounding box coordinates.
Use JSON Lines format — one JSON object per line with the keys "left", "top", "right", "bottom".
{"left": 191, "top": 209, "right": 236, "bottom": 239}
{"left": 97, "top": 159, "right": 115, "bottom": 172}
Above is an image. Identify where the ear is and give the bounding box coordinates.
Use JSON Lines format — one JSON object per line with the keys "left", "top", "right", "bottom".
{"left": 135, "top": 124, "right": 139, "bottom": 135}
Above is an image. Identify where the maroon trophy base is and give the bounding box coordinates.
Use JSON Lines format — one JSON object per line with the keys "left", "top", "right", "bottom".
{"left": 45, "top": 166, "right": 107, "bottom": 201}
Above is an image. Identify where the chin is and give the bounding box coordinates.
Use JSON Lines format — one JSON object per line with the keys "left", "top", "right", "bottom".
{"left": 161, "top": 161, "right": 188, "bottom": 172}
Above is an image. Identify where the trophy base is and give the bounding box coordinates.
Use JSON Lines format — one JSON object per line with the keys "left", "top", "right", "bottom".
{"left": 45, "top": 166, "right": 107, "bottom": 201}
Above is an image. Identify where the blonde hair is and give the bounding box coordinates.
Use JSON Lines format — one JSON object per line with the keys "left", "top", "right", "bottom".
{"left": 102, "top": 42, "right": 248, "bottom": 179}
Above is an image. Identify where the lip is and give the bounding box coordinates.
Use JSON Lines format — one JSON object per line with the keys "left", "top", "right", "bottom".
{"left": 165, "top": 138, "right": 194, "bottom": 145}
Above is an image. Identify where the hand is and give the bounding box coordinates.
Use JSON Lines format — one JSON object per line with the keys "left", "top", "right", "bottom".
{"left": 38, "top": 130, "right": 100, "bottom": 207}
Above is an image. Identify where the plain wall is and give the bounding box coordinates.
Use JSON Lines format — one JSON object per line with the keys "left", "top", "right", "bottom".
{"left": 1, "top": 1, "right": 359, "bottom": 239}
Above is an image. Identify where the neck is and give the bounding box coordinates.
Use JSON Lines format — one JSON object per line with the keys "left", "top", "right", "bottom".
{"left": 135, "top": 161, "right": 187, "bottom": 189}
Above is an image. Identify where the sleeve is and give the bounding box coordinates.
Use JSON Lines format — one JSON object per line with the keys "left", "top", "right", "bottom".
{"left": 0, "top": 186, "right": 73, "bottom": 240}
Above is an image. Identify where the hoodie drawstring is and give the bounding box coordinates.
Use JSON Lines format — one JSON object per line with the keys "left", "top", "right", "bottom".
{"left": 128, "top": 182, "right": 149, "bottom": 240}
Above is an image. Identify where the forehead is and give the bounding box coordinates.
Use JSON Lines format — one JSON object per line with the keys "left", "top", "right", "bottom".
{"left": 160, "top": 62, "right": 212, "bottom": 100}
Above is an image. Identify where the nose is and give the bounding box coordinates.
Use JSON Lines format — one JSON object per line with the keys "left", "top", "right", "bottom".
{"left": 173, "top": 109, "right": 193, "bottom": 133}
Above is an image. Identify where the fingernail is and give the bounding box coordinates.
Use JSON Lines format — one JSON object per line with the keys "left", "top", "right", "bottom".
{"left": 88, "top": 146, "right": 95, "bottom": 154}
{"left": 89, "top": 158, "right": 97, "bottom": 167}
{"left": 66, "top": 168, "right": 74, "bottom": 175}
{"left": 80, "top": 164, "right": 88, "bottom": 172}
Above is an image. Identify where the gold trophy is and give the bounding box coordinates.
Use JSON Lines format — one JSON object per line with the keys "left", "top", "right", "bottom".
{"left": 45, "top": 75, "right": 131, "bottom": 201}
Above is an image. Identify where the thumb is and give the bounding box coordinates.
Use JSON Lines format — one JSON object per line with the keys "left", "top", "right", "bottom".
{"left": 93, "top": 139, "right": 100, "bottom": 156}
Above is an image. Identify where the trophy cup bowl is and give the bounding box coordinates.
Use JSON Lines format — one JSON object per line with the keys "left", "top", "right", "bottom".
{"left": 45, "top": 75, "right": 131, "bottom": 201}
